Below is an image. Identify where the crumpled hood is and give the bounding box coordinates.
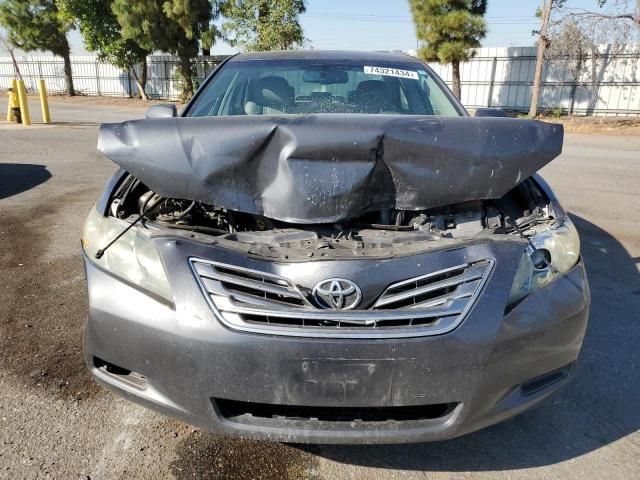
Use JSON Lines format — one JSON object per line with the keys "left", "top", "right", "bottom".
{"left": 98, "top": 114, "right": 563, "bottom": 223}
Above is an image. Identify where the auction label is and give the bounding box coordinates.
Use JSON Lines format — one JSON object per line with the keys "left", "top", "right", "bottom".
{"left": 363, "top": 66, "right": 419, "bottom": 80}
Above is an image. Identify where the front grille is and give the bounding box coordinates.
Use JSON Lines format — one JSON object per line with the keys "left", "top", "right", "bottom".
{"left": 191, "top": 261, "right": 310, "bottom": 308}
{"left": 214, "top": 398, "right": 457, "bottom": 423}
{"left": 190, "top": 257, "right": 494, "bottom": 338}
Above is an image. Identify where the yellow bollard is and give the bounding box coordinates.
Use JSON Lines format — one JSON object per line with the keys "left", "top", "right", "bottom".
{"left": 16, "top": 79, "right": 31, "bottom": 126}
{"left": 6, "top": 78, "right": 18, "bottom": 122}
{"left": 37, "top": 79, "right": 50, "bottom": 124}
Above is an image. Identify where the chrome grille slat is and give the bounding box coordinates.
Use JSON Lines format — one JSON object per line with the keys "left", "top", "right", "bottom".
{"left": 373, "top": 264, "right": 486, "bottom": 309}
{"left": 224, "top": 290, "right": 309, "bottom": 309}
{"left": 383, "top": 263, "right": 469, "bottom": 290}
{"left": 215, "top": 294, "right": 308, "bottom": 311}
{"left": 216, "top": 296, "right": 466, "bottom": 322}
{"left": 194, "top": 261, "right": 289, "bottom": 285}
{"left": 406, "top": 280, "right": 479, "bottom": 310}
{"left": 189, "top": 257, "right": 494, "bottom": 339}
{"left": 198, "top": 267, "right": 303, "bottom": 300}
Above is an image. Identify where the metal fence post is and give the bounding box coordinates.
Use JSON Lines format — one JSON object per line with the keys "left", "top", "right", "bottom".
{"left": 27, "top": 59, "right": 34, "bottom": 92}
{"left": 95, "top": 61, "right": 101, "bottom": 96}
{"left": 487, "top": 57, "right": 497, "bottom": 108}
{"left": 36, "top": 59, "right": 43, "bottom": 94}
{"left": 127, "top": 68, "right": 132, "bottom": 98}
{"left": 164, "top": 60, "right": 169, "bottom": 99}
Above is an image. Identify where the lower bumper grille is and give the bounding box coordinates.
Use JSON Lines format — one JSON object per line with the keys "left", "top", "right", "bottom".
{"left": 214, "top": 398, "right": 458, "bottom": 423}
{"left": 190, "top": 257, "right": 494, "bottom": 338}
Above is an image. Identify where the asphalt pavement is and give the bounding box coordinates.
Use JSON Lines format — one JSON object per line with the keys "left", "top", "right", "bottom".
{"left": 0, "top": 101, "right": 639, "bottom": 480}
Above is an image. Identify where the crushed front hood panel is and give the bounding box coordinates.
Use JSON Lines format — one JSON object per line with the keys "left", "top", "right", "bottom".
{"left": 98, "top": 115, "right": 563, "bottom": 223}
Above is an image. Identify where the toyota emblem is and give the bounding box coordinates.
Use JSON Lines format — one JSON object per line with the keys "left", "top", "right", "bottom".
{"left": 312, "top": 278, "right": 362, "bottom": 310}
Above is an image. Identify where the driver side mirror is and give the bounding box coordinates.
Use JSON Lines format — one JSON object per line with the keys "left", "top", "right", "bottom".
{"left": 146, "top": 104, "right": 178, "bottom": 119}
{"left": 474, "top": 108, "right": 507, "bottom": 118}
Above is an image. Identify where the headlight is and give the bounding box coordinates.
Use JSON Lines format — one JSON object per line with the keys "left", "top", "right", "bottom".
{"left": 81, "top": 206, "right": 173, "bottom": 302}
{"left": 508, "top": 207, "right": 580, "bottom": 306}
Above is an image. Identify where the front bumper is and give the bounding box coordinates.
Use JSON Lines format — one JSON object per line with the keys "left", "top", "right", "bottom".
{"left": 83, "top": 239, "right": 590, "bottom": 444}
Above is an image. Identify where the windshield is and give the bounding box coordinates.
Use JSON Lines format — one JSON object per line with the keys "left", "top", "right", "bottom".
{"left": 186, "top": 59, "right": 462, "bottom": 117}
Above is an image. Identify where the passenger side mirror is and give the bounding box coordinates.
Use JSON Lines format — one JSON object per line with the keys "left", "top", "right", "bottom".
{"left": 474, "top": 108, "right": 507, "bottom": 118}
{"left": 146, "top": 104, "right": 178, "bottom": 119}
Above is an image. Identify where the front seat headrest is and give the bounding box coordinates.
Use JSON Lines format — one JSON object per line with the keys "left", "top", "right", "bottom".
{"left": 249, "top": 76, "right": 294, "bottom": 109}
{"left": 352, "top": 80, "right": 391, "bottom": 112}
{"left": 355, "top": 80, "right": 389, "bottom": 95}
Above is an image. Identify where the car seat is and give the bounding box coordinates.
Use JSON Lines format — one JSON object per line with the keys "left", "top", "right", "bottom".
{"left": 244, "top": 76, "right": 295, "bottom": 115}
{"left": 351, "top": 80, "right": 392, "bottom": 113}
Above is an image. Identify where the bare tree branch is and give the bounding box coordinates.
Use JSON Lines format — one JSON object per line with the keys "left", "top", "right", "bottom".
{"left": 0, "top": 34, "right": 23, "bottom": 82}
{"left": 567, "top": 10, "right": 639, "bottom": 24}
{"left": 564, "top": 0, "right": 640, "bottom": 25}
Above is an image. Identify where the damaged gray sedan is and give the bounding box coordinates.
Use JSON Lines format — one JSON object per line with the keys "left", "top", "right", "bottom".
{"left": 81, "top": 51, "right": 589, "bottom": 444}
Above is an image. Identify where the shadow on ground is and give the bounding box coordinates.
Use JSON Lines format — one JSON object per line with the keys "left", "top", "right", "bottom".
{"left": 0, "top": 163, "right": 51, "bottom": 199}
{"left": 291, "top": 213, "right": 640, "bottom": 471}
{"left": 170, "top": 431, "right": 319, "bottom": 480}
{"left": 0, "top": 188, "right": 100, "bottom": 400}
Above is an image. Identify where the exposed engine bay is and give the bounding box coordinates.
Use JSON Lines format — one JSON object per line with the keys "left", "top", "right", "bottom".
{"left": 97, "top": 115, "right": 563, "bottom": 225}
{"left": 106, "top": 173, "right": 555, "bottom": 260}
{"left": 96, "top": 114, "right": 565, "bottom": 260}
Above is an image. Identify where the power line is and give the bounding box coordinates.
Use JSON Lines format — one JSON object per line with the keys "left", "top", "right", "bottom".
{"left": 309, "top": 11, "right": 537, "bottom": 20}
{"left": 304, "top": 15, "right": 538, "bottom": 25}
{"left": 306, "top": 12, "right": 538, "bottom": 22}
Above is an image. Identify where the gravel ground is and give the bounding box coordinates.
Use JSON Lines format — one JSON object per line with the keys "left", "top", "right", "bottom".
{"left": 0, "top": 102, "right": 639, "bottom": 479}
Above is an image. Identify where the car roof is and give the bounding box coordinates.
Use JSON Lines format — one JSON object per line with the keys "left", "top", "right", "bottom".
{"left": 228, "top": 50, "right": 425, "bottom": 65}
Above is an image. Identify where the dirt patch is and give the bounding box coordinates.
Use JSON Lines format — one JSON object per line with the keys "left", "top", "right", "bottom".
{"left": 0, "top": 190, "right": 100, "bottom": 401}
{"left": 538, "top": 115, "right": 640, "bottom": 135}
{"left": 171, "top": 431, "right": 319, "bottom": 480}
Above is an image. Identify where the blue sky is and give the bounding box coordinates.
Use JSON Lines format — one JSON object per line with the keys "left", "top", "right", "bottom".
{"left": 65, "top": 0, "right": 612, "bottom": 55}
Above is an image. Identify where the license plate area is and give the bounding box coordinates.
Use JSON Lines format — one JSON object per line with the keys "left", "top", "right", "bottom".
{"left": 284, "top": 358, "right": 407, "bottom": 407}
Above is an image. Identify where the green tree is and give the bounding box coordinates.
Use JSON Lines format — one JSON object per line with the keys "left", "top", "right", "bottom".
{"left": 201, "top": 25, "right": 221, "bottom": 55}
{"left": 0, "top": 0, "right": 76, "bottom": 95}
{"left": 112, "top": 0, "right": 212, "bottom": 101}
{"left": 221, "top": 0, "right": 306, "bottom": 51}
{"left": 58, "top": 0, "right": 151, "bottom": 99}
{"left": 200, "top": 3, "right": 223, "bottom": 55}
{"left": 409, "top": 0, "right": 487, "bottom": 99}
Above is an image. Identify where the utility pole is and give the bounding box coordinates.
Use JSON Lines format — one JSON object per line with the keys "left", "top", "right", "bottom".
{"left": 529, "top": 0, "right": 553, "bottom": 118}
